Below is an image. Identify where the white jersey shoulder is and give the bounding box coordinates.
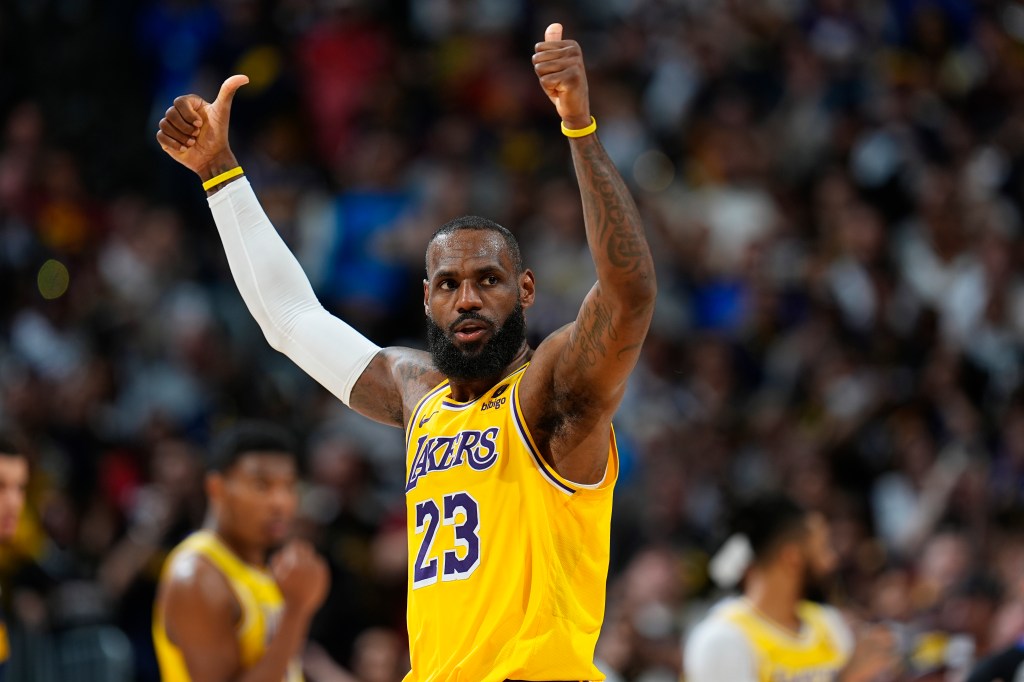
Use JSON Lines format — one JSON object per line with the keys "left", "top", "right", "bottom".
{"left": 683, "top": 597, "right": 853, "bottom": 682}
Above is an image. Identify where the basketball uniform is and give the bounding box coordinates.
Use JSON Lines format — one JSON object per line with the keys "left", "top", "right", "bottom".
{"left": 153, "top": 530, "right": 303, "bottom": 682}
{"left": 685, "top": 598, "right": 852, "bottom": 682}
{"left": 403, "top": 362, "right": 618, "bottom": 682}
{"left": 688, "top": 593, "right": 856, "bottom": 679}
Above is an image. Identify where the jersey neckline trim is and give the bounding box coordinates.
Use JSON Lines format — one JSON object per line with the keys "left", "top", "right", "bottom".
{"left": 437, "top": 362, "right": 531, "bottom": 410}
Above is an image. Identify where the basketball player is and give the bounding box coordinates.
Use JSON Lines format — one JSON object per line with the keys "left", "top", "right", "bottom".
{"left": 153, "top": 422, "right": 329, "bottom": 682}
{"left": 156, "top": 22, "right": 655, "bottom": 682}
{"left": 0, "top": 430, "right": 29, "bottom": 681}
{"left": 685, "top": 494, "right": 900, "bottom": 682}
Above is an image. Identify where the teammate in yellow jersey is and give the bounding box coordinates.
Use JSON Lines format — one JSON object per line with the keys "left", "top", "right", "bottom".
{"left": 156, "top": 20, "right": 655, "bottom": 682}
{"left": 153, "top": 422, "right": 329, "bottom": 682}
{"left": 0, "top": 429, "right": 29, "bottom": 682}
{"left": 684, "top": 495, "right": 900, "bottom": 682}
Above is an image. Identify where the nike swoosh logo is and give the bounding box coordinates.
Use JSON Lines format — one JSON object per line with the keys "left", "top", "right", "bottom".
{"left": 418, "top": 410, "right": 439, "bottom": 428}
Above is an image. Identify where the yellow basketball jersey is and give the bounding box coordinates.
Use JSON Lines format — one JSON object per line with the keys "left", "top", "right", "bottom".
{"left": 719, "top": 599, "right": 848, "bottom": 682}
{"left": 403, "top": 362, "right": 618, "bottom": 682}
{"left": 153, "top": 530, "right": 303, "bottom": 682}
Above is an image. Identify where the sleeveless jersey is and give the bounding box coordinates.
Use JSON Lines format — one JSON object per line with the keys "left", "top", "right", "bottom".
{"left": 403, "top": 363, "right": 618, "bottom": 682}
{"left": 693, "top": 598, "right": 849, "bottom": 682}
{"left": 153, "top": 530, "right": 302, "bottom": 682}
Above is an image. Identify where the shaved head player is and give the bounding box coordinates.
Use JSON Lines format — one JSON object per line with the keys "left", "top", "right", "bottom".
{"left": 157, "top": 23, "right": 656, "bottom": 682}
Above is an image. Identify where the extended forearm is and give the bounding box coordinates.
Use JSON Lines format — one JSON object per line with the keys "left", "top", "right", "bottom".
{"left": 570, "top": 135, "right": 656, "bottom": 304}
{"left": 207, "top": 178, "right": 380, "bottom": 405}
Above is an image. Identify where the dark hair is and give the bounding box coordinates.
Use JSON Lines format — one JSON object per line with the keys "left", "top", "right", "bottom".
{"left": 426, "top": 215, "right": 523, "bottom": 274}
{"left": 0, "top": 427, "right": 28, "bottom": 460}
{"left": 732, "top": 493, "right": 809, "bottom": 564}
{"left": 208, "top": 421, "right": 298, "bottom": 473}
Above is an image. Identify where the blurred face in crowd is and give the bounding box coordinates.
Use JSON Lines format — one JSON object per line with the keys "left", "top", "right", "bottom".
{"left": 208, "top": 452, "right": 298, "bottom": 551}
{"left": 0, "top": 453, "right": 28, "bottom": 541}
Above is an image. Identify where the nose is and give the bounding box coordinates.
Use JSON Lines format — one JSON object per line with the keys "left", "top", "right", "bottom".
{"left": 455, "top": 280, "right": 482, "bottom": 313}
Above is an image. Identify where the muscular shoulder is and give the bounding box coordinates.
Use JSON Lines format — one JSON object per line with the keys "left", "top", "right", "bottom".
{"left": 523, "top": 323, "right": 602, "bottom": 419}
{"left": 349, "top": 347, "right": 443, "bottom": 427}
{"left": 161, "top": 551, "right": 238, "bottom": 636}
{"left": 685, "top": 609, "right": 757, "bottom": 682}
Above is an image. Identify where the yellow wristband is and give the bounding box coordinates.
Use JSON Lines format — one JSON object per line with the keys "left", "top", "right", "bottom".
{"left": 561, "top": 116, "right": 597, "bottom": 138}
{"left": 202, "top": 166, "right": 244, "bottom": 191}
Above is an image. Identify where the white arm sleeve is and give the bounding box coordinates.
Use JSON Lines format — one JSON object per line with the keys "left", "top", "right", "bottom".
{"left": 208, "top": 178, "right": 381, "bottom": 406}
{"left": 684, "top": 618, "right": 759, "bottom": 682}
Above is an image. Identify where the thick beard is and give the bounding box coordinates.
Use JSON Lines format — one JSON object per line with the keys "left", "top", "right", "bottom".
{"left": 427, "top": 303, "right": 526, "bottom": 381}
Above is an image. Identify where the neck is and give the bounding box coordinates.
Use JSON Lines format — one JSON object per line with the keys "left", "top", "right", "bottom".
{"left": 446, "top": 344, "right": 532, "bottom": 402}
{"left": 745, "top": 564, "right": 803, "bottom": 634}
{"left": 209, "top": 523, "right": 265, "bottom": 567}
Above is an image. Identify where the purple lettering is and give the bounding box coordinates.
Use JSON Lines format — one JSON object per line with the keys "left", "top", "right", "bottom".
{"left": 427, "top": 437, "right": 453, "bottom": 472}
{"left": 451, "top": 430, "right": 481, "bottom": 467}
{"left": 469, "top": 427, "right": 500, "bottom": 470}
{"left": 405, "top": 435, "right": 430, "bottom": 492}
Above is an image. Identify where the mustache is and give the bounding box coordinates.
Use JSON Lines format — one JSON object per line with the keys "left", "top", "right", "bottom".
{"left": 448, "top": 312, "right": 496, "bottom": 333}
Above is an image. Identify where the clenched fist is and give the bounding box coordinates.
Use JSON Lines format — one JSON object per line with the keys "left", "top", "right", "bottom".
{"left": 839, "top": 624, "right": 901, "bottom": 682}
{"left": 270, "top": 539, "right": 330, "bottom": 617}
{"left": 155, "top": 75, "right": 248, "bottom": 182}
{"left": 532, "top": 23, "right": 591, "bottom": 131}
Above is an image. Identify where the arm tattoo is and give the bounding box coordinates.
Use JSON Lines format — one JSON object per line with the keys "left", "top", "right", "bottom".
{"left": 571, "top": 136, "right": 653, "bottom": 287}
{"left": 567, "top": 298, "right": 620, "bottom": 372}
{"left": 397, "top": 360, "right": 433, "bottom": 391}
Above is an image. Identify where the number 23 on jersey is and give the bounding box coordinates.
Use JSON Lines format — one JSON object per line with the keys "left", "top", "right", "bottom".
{"left": 412, "top": 491, "right": 481, "bottom": 589}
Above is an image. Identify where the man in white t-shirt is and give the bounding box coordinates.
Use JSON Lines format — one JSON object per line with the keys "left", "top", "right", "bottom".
{"left": 684, "top": 494, "right": 899, "bottom": 682}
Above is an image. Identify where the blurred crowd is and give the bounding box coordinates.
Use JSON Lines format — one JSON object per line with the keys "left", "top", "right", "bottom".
{"left": 4, "top": 0, "right": 1024, "bottom": 680}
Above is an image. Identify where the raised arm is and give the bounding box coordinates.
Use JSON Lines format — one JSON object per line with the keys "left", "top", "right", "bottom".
{"left": 521, "top": 25, "right": 656, "bottom": 481}
{"left": 155, "top": 77, "right": 441, "bottom": 427}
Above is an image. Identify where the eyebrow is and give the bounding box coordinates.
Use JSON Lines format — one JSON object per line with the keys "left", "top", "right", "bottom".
{"left": 432, "top": 264, "right": 504, "bottom": 281}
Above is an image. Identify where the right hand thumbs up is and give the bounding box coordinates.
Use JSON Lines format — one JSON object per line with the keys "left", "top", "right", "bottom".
{"left": 156, "top": 74, "right": 249, "bottom": 179}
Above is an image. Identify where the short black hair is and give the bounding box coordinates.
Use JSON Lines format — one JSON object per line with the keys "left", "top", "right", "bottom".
{"left": 208, "top": 421, "right": 298, "bottom": 473}
{"left": 731, "top": 493, "right": 809, "bottom": 564}
{"left": 426, "top": 215, "right": 523, "bottom": 274}
{"left": 0, "top": 427, "right": 28, "bottom": 460}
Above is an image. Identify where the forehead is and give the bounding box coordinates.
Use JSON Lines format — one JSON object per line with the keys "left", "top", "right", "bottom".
{"left": 228, "top": 451, "right": 296, "bottom": 479}
{"left": 0, "top": 456, "right": 27, "bottom": 481}
{"left": 427, "top": 230, "right": 511, "bottom": 276}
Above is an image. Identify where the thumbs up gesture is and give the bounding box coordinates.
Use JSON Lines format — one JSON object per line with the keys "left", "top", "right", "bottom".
{"left": 156, "top": 74, "right": 249, "bottom": 180}
{"left": 532, "top": 23, "right": 591, "bottom": 131}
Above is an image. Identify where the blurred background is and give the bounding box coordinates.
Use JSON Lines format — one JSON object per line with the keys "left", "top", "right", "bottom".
{"left": 3, "top": 0, "right": 1024, "bottom": 680}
